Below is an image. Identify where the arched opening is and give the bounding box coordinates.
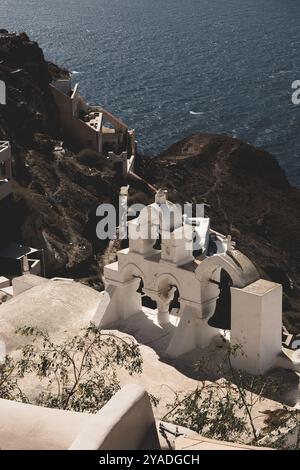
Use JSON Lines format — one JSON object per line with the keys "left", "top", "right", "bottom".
{"left": 137, "top": 279, "right": 157, "bottom": 310}
{"left": 156, "top": 274, "right": 182, "bottom": 327}
{"left": 208, "top": 269, "right": 233, "bottom": 330}
{"left": 137, "top": 278, "right": 181, "bottom": 327}
{"left": 196, "top": 252, "right": 260, "bottom": 333}
{"left": 192, "top": 231, "right": 203, "bottom": 258}
{"left": 168, "top": 286, "right": 181, "bottom": 326}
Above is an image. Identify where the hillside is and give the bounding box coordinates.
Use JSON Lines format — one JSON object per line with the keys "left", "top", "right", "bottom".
{"left": 0, "top": 31, "right": 299, "bottom": 330}
{"left": 0, "top": 31, "right": 119, "bottom": 285}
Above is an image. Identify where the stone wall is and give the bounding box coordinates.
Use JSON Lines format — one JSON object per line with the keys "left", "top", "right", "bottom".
{"left": 50, "top": 83, "right": 102, "bottom": 152}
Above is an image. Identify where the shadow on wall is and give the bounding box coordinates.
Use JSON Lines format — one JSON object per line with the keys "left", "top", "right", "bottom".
{"left": 208, "top": 269, "right": 233, "bottom": 330}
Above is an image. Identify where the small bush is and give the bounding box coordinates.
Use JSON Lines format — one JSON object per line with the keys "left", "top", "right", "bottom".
{"left": 76, "top": 149, "right": 111, "bottom": 171}
{"left": 0, "top": 324, "right": 142, "bottom": 413}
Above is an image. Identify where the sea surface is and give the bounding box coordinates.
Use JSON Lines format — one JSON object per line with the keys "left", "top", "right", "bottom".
{"left": 1, "top": 0, "right": 300, "bottom": 186}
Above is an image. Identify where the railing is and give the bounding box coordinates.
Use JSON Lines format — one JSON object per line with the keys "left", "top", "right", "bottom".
{"left": 0, "top": 141, "right": 9, "bottom": 153}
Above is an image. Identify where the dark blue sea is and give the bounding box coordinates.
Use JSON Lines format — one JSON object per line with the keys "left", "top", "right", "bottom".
{"left": 1, "top": 0, "right": 300, "bottom": 186}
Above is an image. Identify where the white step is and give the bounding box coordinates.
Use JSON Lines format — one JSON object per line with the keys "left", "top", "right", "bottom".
{"left": 0, "top": 286, "right": 13, "bottom": 297}
{"left": 0, "top": 276, "right": 10, "bottom": 289}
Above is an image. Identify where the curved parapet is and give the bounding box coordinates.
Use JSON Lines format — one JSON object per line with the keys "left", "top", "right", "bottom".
{"left": 153, "top": 272, "right": 183, "bottom": 298}
{"left": 227, "top": 250, "right": 260, "bottom": 285}
{"left": 69, "top": 384, "right": 158, "bottom": 450}
{"left": 119, "top": 262, "right": 145, "bottom": 283}
{"left": 195, "top": 250, "right": 260, "bottom": 288}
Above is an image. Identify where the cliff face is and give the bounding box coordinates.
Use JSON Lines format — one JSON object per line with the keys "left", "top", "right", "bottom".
{"left": 0, "top": 32, "right": 299, "bottom": 329}
{"left": 0, "top": 32, "right": 119, "bottom": 284}
{"left": 0, "top": 32, "right": 62, "bottom": 148}
{"left": 137, "top": 134, "right": 300, "bottom": 331}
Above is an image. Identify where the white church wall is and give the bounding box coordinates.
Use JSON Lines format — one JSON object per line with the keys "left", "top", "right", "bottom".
{"left": 230, "top": 280, "right": 282, "bottom": 374}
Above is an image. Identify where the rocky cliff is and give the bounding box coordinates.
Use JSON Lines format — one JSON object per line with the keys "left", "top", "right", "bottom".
{"left": 0, "top": 32, "right": 120, "bottom": 286}
{"left": 0, "top": 32, "right": 299, "bottom": 330}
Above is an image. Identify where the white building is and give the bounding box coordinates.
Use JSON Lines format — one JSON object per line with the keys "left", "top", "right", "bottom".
{"left": 0, "top": 242, "right": 44, "bottom": 278}
{"left": 50, "top": 79, "right": 136, "bottom": 175}
{"left": 95, "top": 190, "right": 283, "bottom": 375}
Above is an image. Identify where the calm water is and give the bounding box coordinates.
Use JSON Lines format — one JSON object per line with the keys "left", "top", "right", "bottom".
{"left": 1, "top": 0, "right": 300, "bottom": 186}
